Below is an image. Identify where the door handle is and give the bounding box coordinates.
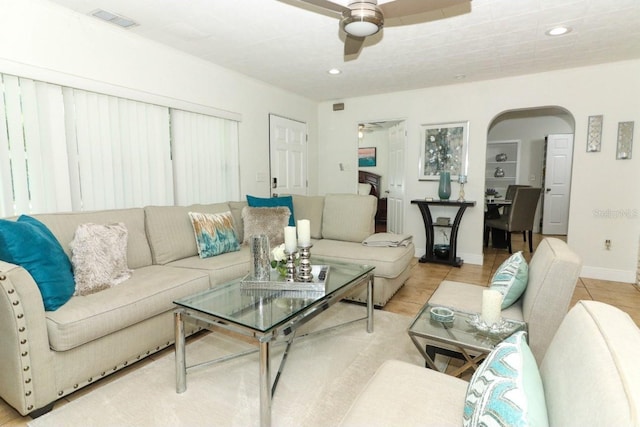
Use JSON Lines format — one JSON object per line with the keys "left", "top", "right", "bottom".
{"left": 546, "top": 188, "right": 551, "bottom": 193}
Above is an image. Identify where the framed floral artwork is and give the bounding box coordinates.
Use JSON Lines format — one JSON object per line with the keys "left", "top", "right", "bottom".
{"left": 419, "top": 121, "right": 469, "bottom": 180}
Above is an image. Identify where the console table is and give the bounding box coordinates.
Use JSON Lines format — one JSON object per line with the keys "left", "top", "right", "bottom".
{"left": 411, "top": 199, "right": 475, "bottom": 267}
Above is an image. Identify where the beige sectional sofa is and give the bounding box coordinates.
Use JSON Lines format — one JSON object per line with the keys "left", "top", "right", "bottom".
{"left": 0, "top": 193, "right": 414, "bottom": 416}
{"left": 340, "top": 300, "right": 640, "bottom": 426}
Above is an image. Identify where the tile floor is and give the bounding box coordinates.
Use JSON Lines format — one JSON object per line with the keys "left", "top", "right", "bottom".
{"left": 2, "top": 233, "right": 639, "bottom": 426}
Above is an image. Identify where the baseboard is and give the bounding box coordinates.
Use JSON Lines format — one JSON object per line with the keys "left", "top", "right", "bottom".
{"left": 580, "top": 265, "right": 637, "bottom": 284}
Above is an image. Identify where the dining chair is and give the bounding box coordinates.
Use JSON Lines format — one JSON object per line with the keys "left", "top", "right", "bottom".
{"left": 504, "top": 184, "right": 531, "bottom": 241}
{"left": 484, "top": 187, "right": 542, "bottom": 253}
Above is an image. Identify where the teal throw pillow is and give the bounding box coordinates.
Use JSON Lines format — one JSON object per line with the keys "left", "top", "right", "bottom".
{"left": 246, "top": 195, "right": 295, "bottom": 226}
{"left": 491, "top": 251, "right": 528, "bottom": 309}
{"left": 0, "top": 215, "right": 75, "bottom": 311}
{"left": 463, "top": 331, "right": 549, "bottom": 427}
{"left": 188, "top": 211, "right": 240, "bottom": 258}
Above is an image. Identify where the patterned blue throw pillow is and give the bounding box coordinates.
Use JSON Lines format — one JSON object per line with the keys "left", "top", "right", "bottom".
{"left": 463, "top": 331, "right": 549, "bottom": 427}
{"left": 491, "top": 251, "right": 528, "bottom": 309}
{"left": 188, "top": 211, "right": 240, "bottom": 258}
{"left": 246, "top": 195, "right": 295, "bottom": 226}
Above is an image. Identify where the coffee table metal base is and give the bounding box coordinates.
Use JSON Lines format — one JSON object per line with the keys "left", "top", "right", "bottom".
{"left": 175, "top": 273, "right": 374, "bottom": 427}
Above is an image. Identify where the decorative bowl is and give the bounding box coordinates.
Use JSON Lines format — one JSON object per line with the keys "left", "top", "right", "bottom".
{"left": 430, "top": 306, "right": 455, "bottom": 323}
{"left": 433, "top": 244, "right": 450, "bottom": 259}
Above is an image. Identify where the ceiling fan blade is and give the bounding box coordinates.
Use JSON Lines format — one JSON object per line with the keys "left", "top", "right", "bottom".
{"left": 292, "top": 0, "right": 350, "bottom": 15}
{"left": 344, "top": 35, "right": 366, "bottom": 56}
{"left": 380, "top": 0, "right": 469, "bottom": 19}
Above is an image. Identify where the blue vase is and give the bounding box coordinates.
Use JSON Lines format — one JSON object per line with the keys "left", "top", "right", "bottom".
{"left": 438, "top": 171, "right": 451, "bottom": 200}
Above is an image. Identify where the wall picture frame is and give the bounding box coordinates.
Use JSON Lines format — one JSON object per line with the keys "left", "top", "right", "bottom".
{"left": 358, "top": 147, "right": 377, "bottom": 167}
{"left": 419, "top": 121, "right": 469, "bottom": 181}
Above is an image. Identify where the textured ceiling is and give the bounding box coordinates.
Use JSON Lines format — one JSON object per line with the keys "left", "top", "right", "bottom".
{"left": 47, "top": 0, "right": 640, "bottom": 101}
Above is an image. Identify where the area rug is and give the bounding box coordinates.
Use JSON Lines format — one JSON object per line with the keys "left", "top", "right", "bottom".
{"left": 29, "top": 303, "right": 426, "bottom": 427}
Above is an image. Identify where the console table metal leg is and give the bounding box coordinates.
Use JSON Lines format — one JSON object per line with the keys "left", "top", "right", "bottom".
{"left": 366, "top": 274, "right": 374, "bottom": 333}
{"left": 259, "top": 340, "right": 271, "bottom": 427}
{"left": 175, "top": 310, "right": 186, "bottom": 393}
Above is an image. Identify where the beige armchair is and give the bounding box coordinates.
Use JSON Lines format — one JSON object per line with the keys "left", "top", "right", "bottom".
{"left": 428, "top": 237, "right": 582, "bottom": 364}
{"left": 485, "top": 187, "right": 541, "bottom": 253}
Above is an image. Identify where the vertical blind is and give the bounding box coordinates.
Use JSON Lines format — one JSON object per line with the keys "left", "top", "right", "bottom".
{"left": 63, "top": 88, "right": 173, "bottom": 210}
{"left": 0, "top": 75, "right": 72, "bottom": 216}
{"left": 0, "top": 73, "right": 239, "bottom": 216}
{"left": 171, "top": 109, "right": 240, "bottom": 205}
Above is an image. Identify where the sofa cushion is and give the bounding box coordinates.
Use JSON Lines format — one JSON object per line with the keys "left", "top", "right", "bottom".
{"left": 45, "top": 265, "right": 209, "bottom": 351}
{"left": 241, "top": 206, "right": 290, "bottom": 247}
{"left": 312, "top": 239, "right": 414, "bottom": 279}
{"left": 188, "top": 211, "right": 240, "bottom": 258}
{"left": 491, "top": 251, "right": 528, "bottom": 309}
{"left": 463, "top": 331, "right": 548, "bottom": 427}
{"left": 144, "top": 203, "right": 230, "bottom": 265}
{"left": 247, "top": 195, "right": 295, "bottom": 226}
{"left": 292, "top": 195, "right": 324, "bottom": 239}
{"left": 322, "top": 194, "right": 376, "bottom": 243}
{"left": 70, "top": 222, "right": 132, "bottom": 296}
{"left": 35, "top": 208, "right": 152, "bottom": 269}
{"left": 340, "top": 359, "right": 468, "bottom": 426}
{"left": 0, "top": 215, "right": 75, "bottom": 311}
{"left": 167, "top": 246, "right": 251, "bottom": 287}
{"left": 540, "top": 301, "right": 640, "bottom": 427}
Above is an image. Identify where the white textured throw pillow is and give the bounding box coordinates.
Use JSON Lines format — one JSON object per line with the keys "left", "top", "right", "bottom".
{"left": 70, "top": 222, "right": 132, "bottom": 296}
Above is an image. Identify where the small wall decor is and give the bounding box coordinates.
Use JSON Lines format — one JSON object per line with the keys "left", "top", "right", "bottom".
{"left": 358, "top": 147, "right": 377, "bottom": 167}
{"left": 419, "top": 121, "right": 469, "bottom": 181}
{"left": 586, "top": 115, "right": 603, "bottom": 152}
{"left": 616, "top": 121, "right": 634, "bottom": 160}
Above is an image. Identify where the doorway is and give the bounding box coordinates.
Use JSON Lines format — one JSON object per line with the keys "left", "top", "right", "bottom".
{"left": 487, "top": 107, "right": 575, "bottom": 235}
{"left": 357, "top": 119, "right": 406, "bottom": 233}
{"left": 269, "top": 114, "right": 308, "bottom": 197}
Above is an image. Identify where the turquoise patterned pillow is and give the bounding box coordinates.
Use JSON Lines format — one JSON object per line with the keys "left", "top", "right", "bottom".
{"left": 188, "top": 211, "right": 240, "bottom": 258}
{"left": 491, "top": 251, "right": 528, "bottom": 309}
{"left": 463, "top": 331, "right": 549, "bottom": 427}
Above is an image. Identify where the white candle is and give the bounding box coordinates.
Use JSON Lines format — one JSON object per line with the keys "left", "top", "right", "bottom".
{"left": 482, "top": 289, "right": 503, "bottom": 326}
{"left": 297, "top": 219, "right": 311, "bottom": 247}
{"left": 284, "top": 226, "right": 297, "bottom": 253}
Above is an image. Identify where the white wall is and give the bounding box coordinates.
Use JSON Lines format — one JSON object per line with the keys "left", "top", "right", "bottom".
{"left": 319, "top": 61, "right": 640, "bottom": 282}
{"left": 0, "top": 0, "right": 319, "bottom": 198}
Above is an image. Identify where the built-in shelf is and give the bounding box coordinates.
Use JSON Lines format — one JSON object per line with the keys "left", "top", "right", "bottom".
{"left": 485, "top": 140, "right": 520, "bottom": 197}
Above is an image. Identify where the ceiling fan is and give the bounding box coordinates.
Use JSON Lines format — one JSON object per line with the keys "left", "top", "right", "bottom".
{"left": 287, "top": 0, "right": 470, "bottom": 56}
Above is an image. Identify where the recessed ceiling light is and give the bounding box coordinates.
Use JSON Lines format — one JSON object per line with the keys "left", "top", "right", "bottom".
{"left": 328, "top": 68, "right": 342, "bottom": 75}
{"left": 546, "top": 26, "right": 571, "bottom": 36}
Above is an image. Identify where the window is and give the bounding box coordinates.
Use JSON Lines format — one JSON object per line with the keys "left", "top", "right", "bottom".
{"left": 0, "top": 72, "right": 240, "bottom": 216}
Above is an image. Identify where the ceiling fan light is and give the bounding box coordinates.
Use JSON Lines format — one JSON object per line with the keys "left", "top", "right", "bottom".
{"left": 341, "top": 3, "right": 383, "bottom": 37}
{"left": 344, "top": 20, "right": 379, "bottom": 37}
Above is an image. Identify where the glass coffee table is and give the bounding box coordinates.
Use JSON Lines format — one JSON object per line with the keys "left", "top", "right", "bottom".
{"left": 174, "top": 259, "right": 375, "bottom": 427}
{"left": 408, "top": 303, "right": 527, "bottom": 377}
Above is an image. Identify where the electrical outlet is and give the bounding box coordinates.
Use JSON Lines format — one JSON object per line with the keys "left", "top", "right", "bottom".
{"left": 605, "top": 239, "right": 611, "bottom": 250}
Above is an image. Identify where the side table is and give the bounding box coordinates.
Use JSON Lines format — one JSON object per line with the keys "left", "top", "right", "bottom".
{"left": 411, "top": 199, "right": 475, "bottom": 267}
{"left": 407, "top": 303, "right": 526, "bottom": 377}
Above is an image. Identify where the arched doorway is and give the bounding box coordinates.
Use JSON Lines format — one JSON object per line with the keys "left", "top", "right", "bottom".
{"left": 485, "top": 106, "right": 576, "bottom": 241}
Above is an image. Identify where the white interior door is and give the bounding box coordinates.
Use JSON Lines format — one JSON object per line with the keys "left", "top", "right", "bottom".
{"left": 386, "top": 122, "right": 406, "bottom": 233}
{"left": 269, "top": 114, "right": 307, "bottom": 196}
{"left": 542, "top": 133, "right": 574, "bottom": 235}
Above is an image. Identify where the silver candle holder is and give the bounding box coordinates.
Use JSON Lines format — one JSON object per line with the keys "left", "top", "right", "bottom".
{"left": 297, "top": 244, "right": 313, "bottom": 282}
{"left": 284, "top": 250, "right": 298, "bottom": 282}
